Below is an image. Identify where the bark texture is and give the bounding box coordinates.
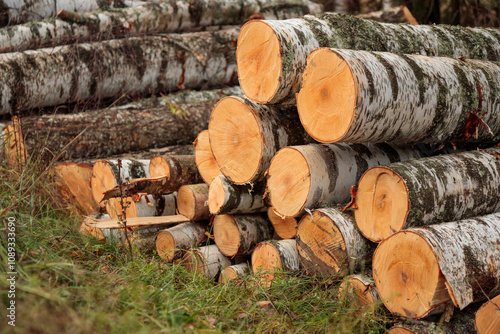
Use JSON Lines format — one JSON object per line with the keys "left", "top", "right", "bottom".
{"left": 301, "top": 48, "right": 500, "bottom": 144}
{"left": 208, "top": 175, "right": 267, "bottom": 215}
{"left": 0, "top": 28, "right": 238, "bottom": 114}
{"left": 357, "top": 6, "right": 418, "bottom": 24}
{"left": 251, "top": 239, "right": 300, "bottom": 285}
{"left": 177, "top": 184, "right": 210, "bottom": 221}
{"left": 219, "top": 263, "right": 250, "bottom": 284}
{"left": 15, "top": 87, "right": 240, "bottom": 159}
{"left": 156, "top": 222, "right": 208, "bottom": 262}
{"left": 238, "top": 12, "right": 500, "bottom": 104}
{"left": 339, "top": 274, "right": 381, "bottom": 311}
{"left": 105, "top": 193, "right": 176, "bottom": 219}
{"left": 182, "top": 244, "right": 231, "bottom": 279}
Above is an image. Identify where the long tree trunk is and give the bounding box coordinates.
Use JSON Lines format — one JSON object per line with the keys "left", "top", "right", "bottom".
{"left": 156, "top": 222, "right": 208, "bottom": 262}
{"left": 194, "top": 130, "right": 220, "bottom": 185}
{"left": 236, "top": 13, "right": 500, "bottom": 104}
{"left": 298, "top": 48, "right": 500, "bottom": 144}
{"left": 267, "top": 207, "right": 299, "bottom": 239}
{"left": 296, "top": 208, "right": 374, "bottom": 277}
{"left": 213, "top": 214, "right": 272, "bottom": 257}
{"left": 208, "top": 175, "right": 266, "bottom": 215}
{"left": 209, "top": 96, "right": 309, "bottom": 184}
{"left": 219, "top": 263, "right": 250, "bottom": 284}
{"left": 475, "top": 294, "right": 500, "bottom": 334}
{"left": 0, "top": 28, "right": 239, "bottom": 114}
{"left": 182, "top": 244, "right": 231, "bottom": 279}
{"left": 358, "top": 6, "right": 418, "bottom": 24}
{"left": 355, "top": 147, "right": 500, "bottom": 242}
{"left": 267, "top": 143, "right": 425, "bottom": 217}
{"left": 177, "top": 184, "right": 210, "bottom": 221}
{"left": 373, "top": 212, "right": 500, "bottom": 319}
{"left": 14, "top": 87, "right": 240, "bottom": 160}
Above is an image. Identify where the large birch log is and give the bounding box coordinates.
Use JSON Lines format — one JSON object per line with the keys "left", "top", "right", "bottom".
{"left": 194, "top": 130, "right": 220, "bottom": 185}
{"left": 297, "top": 48, "right": 500, "bottom": 144}
{"left": 213, "top": 214, "right": 272, "bottom": 257}
{"left": 296, "top": 208, "right": 374, "bottom": 277}
{"left": 236, "top": 13, "right": 500, "bottom": 104}
{"left": 208, "top": 175, "right": 266, "bottom": 215}
{"left": 0, "top": 28, "right": 238, "bottom": 114}
{"left": 177, "top": 184, "right": 210, "bottom": 221}
{"left": 156, "top": 222, "right": 208, "bottom": 262}
{"left": 475, "top": 294, "right": 500, "bottom": 334}
{"left": 219, "top": 263, "right": 250, "bottom": 284}
{"left": 12, "top": 87, "right": 240, "bottom": 159}
{"left": 267, "top": 143, "right": 424, "bottom": 217}
{"left": 208, "top": 96, "right": 309, "bottom": 184}
{"left": 251, "top": 239, "right": 300, "bottom": 287}
{"left": 373, "top": 213, "right": 500, "bottom": 319}
{"left": 267, "top": 207, "right": 298, "bottom": 239}
{"left": 182, "top": 244, "right": 231, "bottom": 279}
{"left": 358, "top": 6, "right": 418, "bottom": 24}
{"left": 355, "top": 147, "right": 500, "bottom": 242}
{"left": 339, "top": 274, "right": 381, "bottom": 312}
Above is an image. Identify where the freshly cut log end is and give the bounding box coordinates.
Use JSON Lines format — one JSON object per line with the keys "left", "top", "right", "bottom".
{"left": 182, "top": 244, "right": 231, "bottom": 279}
{"left": 213, "top": 214, "right": 240, "bottom": 256}
{"left": 386, "top": 327, "right": 414, "bottom": 334}
{"left": 297, "top": 48, "right": 356, "bottom": 143}
{"left": 91, "top": 161, "right": 118, "bottom": 206}
{"left": 218, "top": 263, "right": 250, "bottom": 284}
{"left": 237, "top": 20, "right": 281, "bottom": 103}
{"left": 267, "top": 147, "right": 311, "bottom": 217}
{"left": 251, "top": 239, "right": 299, "bottom": 286}
{"left": 194, "top": 130, "right": 220, "bottom": 185}
{"left": 208, "top": 176, "right": 227, "bottom": 214}
{"left": 475, "top": 294, "right": 500, "bottom": 334}
{"left": 177, "top": 184, "right": 210, "bottom": 221}
{"left": 149, "top": 155, "right": 173, "bottom": 178}
{"left": 339, "top": 275, "right": 381, "bottom": 311}
{"left": 156, "top": 230, "right": 176, "bottom": 262}
{"left": 355, "top": 166, "right": 409, "bottom": 242}
{"left": 373, "top": 231, "right": 451, "bottom": 319}
{"left": 267, "top": 208, "right": 298, "bottom": 239}
{"left": 156, "top": 222, "right": 207, "bottom": 263}
{"left": 209, "top": 97, "right": 262, "bottom": 184}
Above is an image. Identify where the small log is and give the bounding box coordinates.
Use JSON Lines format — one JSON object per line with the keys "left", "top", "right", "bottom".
{"left": 194, "top": 130, "right": 220, "bottom": 185}
{"left": 339, "top": 274, "right": 381, "bottom": 311}
{"left": 218, "top": 263, "right": 251, "bottom": 284}
{"left": 208, "top": 175, "right": 266, "bottom": 215}
{"left": 296, "top": 208, "right": 374, "bottom": 277}
{"left": 213, "top": 214, "right": 272, "bottom": 257}
{"left": 267, "top": 143, "right": 424, "bottom": 217}
{"left": 358, "top": 6, "right": 418, "bottom": 24}
{"left": 177, "top": 184, "right": 210, "bottom": 221}
{"left": 297, "top": 48, "right": 500, "bottom": 144}
{"left": 82, "top": 214, "right": 189, "bottom": 230}
{"left": 182, "top": 244, "right": 231, "bottom": 279}
{"left": 156, "top": 222, "right": 208, "bottom": 262}
{"left": 267, "top": 207, "right": 298, "bottom": 239}
{"left": 355, "top": 147, "right": 500, "bottom": 242}
{"left": 251, "top": 239, "right": 300, "bottom": 286}
{"left": 236, "top": 12, "right": 500, "bottom": 104}
{"left": 209, "top": 96, "right": 309, "bottom": 184}
{"left": 149, "top": 155, "right": 201, "bottom": 182}
{"left": 105, "top": 193, "right": 176, "bottom": 220}
{"left": 373, "top": 213, "right": 500, "bottom": 319}
{"left": 475, "top": 294, "right": 500, "bottom": 333}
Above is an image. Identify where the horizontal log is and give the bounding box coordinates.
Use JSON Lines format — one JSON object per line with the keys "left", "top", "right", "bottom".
{"left": 297, "top": 48, "right": 500, "bottom": 143}
{"left": 267, "top": 207, "right": 298, "bottom": 239}
{"left": 218, "top": 263, "right": 251, "bottom": 284}
{"left": 475, "top": 294, "right": 500, "bottom": 333}
{"left": 105, "top": 193, "right": 176, "bottom": 219}
{"left": 194, "top": 130, "right": 220, "bottom": 185}
{"left": 182, "top": 244, "right": 231, "bottom": 279}
{"left": 177, "top": 184, "right": 210, "bottom": 221}
{"left": 149, "top": 154, "right": 202, "bottom": 185}
{"left": 156, "top": 222, "right": 208, "bottom": 262}
{"left": 339, "top": 274, "right": 381, "bottom": 312}
{"left": 82, "top": 214, "right": 190, "bottom": 229}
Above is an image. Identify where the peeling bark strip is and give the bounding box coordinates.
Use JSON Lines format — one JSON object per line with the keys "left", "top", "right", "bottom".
{"left": 339, "top": 275, "right": 381, "bottom": 311}
{"left": 213, "top": 214, "right": 272, "bottom": 257}
{"left": 208, "top": 96, "right": 309, "bottom": 184}
{"left": 267, "top": 142, "right": 424, "bottom": 218}
{"left": 237, "top": 13, "right": 500, "bottom": 104}
{"left": 296, "top": 208, "right": 374, "bottom": 277}
{"left": 298, "top": 48, "right": 500, "bottom": 144}
{"left": 219, "top": 263, "right": 250, "bottom": 284}
{"left": 355, "top": 147, "right": 500, "bottom": 242}
{"left": 208, "top": 175, "right": 267, "bottom": 215}
{"left": 357, "top": 6, "right": 418, "bottom": 24}
{"left": 475, "top": 294, "right": 500, "bottom": 333}
{"left": 156, "top": 222, "right": 208, "bottom": 262}
{"left": 13, "top": 87, "right": 240, "bottom": 159}
{"left": 373, "top": 213, "right": 500, "bottom": 319}
{"left": 194, "top": 130, "right": 220, "bottom": 185}
{"left": 0, "top": 28, "right": 238, "bottom": 114}
{"left": 182, "top": 244, "right": 231, "bottom": 279}
{"left": 251, "top": 239, "right": 300, "bottom": 286}
{"left": 177, "top": 184, "right": 210, "bottom": 221}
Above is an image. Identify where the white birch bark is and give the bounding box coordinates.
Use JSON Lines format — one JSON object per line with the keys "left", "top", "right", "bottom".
{"left": 358, "top": 6, "right": 418, "bottom": 24}
{"left": 156, "top": 222, "right": 208, "bottom": 262}
{"left": 187, "top": 244, "right": 231, "bottom": 279}
{"left": 238, "top": 13, "right": 500, "bottom": 104}
{"left": 406, "top": 213, "right": 500, "bottom": 310}
{"left": 220, "top": 263, "right": 250, "bottom": 283}
{"left": 0, "top": 28, "right": 238, "bottom": 114}
{"left": 268, "top": 239, "right": 300, "bottom": 271}
{"left": 307, "top": 49, "right": 500, "bottom": 144}
{"left": 208, "top": 175, "right": 267, "bottom": 215}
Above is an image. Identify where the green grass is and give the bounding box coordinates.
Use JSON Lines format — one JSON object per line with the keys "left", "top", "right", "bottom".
{"left": 0, "top": 160, "right": 391, "bottom": 333}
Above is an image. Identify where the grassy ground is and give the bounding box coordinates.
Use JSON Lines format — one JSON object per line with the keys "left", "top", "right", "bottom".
{"left": 0, "top": 160, "right": 391, "bottom": 333}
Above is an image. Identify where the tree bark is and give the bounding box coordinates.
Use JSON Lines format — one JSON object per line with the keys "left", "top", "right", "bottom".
{"left": 0, "top": 28, "right": 239, "bottom": 114}
{"left": 267, "top": 143, "right": 425, "bottom": 217}
{"left": 177, "top": 184, "right": 210, "bottom": 221}
{"left": 105, "top": 193, "right": 176, "bottom": 219}
{"left": 182, "top": 244, "right": 231, "bottom": 279}
{"left": 237, "top": 12, "right": 500, "bottom": 104}
{"left": 251, "top": 239, "right": 300, "bottom": 287}
{"left": 149, "top": 154, "right": 202, "bottom": 185}
{"left": 298, "top": 48, "right": 500, "bottom": 144}
{"left": 209, "top": 96, "right": 310, "bottom": 184}
{"left": 267, "top": 207, "right": 299, "bottom": 239}
{"left": 358, "top": 6, "right": 418, "bottom": 24}
{"left": 156, "top": 222, "right": 208, "bottom": 262}
{"left": 373, "top": 213, "right": 500, "bottom": 319}
{"left": 219, "top": 263, "right": 250, "bottom": 284}
{"left": 339, "top": 274, "right": 381, "bottom": 312}
{"left": 355, "top": 147, "right": 500, "bottom": 242}
{"left": 194, "top": 130, "right": 220, "bottom": 185}
{"left": 208, "top": 175, "right": 267, "bottom": 215}
{"left": 296, "top": 208, "right": 374, "bottom": 277}
{"left": 475, "top": 294, "right": 500, "bottom": 334}
{"left": 13, "top": 87, "right": 240, "bottom": 160}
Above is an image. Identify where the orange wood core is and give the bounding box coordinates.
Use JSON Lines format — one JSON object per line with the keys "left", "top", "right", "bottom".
{"left": 213, "top": 214, "right": 240, "bottom": 257}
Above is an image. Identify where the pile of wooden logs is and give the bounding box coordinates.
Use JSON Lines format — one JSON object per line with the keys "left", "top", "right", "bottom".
{"left": 2, "top": 2, "right": 500, "bottom": 333}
